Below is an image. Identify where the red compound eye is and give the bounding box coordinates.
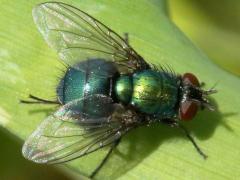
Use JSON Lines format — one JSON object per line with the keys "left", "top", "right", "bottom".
{"left": 179, "top": 101, "right": 198, "bottom": 121}
{"left": 183, "top": 73, "right": 200, "bottom": 87}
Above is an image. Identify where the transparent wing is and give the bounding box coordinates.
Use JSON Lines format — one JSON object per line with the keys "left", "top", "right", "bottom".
{"left": 32, "top": 2, "right": 149, "bottom": 74}
{"left": 22, "top": 95, "right": 139, "bottom": 164}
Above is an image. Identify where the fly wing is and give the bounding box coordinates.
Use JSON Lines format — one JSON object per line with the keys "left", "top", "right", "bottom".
{"left": 22, "top": 95, "right": 139, "bottom": 164}
{"left": 32, "top": 2, "right": 150, "bottom": 74}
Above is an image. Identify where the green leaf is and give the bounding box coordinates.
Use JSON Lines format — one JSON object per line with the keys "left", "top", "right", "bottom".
{"left": 0, "top": 127, "right": 81, "bottom": 180}
{"left": 0, "top": 0, "right": 240, "bottom": 179}
{"left": 169, "top": 0, "right": 240, "bottom": 76}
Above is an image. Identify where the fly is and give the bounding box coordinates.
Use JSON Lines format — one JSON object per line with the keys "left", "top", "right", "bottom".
{"left": 21, "top": 2, "right": 217, "bottom": 179}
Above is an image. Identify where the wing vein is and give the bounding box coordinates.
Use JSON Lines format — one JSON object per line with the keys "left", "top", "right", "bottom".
{"left": 47, "top": 127, "right": 120, "bottom": 163}
{"left": 56, "top": 4, "right": 115, "bottom": 49}
{"left": 62, "top": 46, "right": 128, "bottom": 61}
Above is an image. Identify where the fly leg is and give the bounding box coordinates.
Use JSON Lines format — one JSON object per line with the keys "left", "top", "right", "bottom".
{"left": 124, "top": 33, "right": 129, "bottom": 44}
{"left": 176, "top": 123, "right": 208, "bottom": 159}
{"left": 162, "top": 119, "right": 207, "bottom": 159}
{"left": 20, "top": 94, "right": 60, "bottom": 105}
{"left": 90, "top": 139, "right": 121, "bottom": 179}
{"left": 200, "top": 82, "right": 205, "bottom": 87}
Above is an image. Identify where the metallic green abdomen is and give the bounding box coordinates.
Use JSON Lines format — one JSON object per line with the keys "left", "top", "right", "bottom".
{"left": 57, "top": 59, "right": 117, "bottom": 104}
{"left": 57, "top": 59, "right": 118, "bottom": 118}
{"left": 131, "top": 70, "right": 179, "bottom": 117}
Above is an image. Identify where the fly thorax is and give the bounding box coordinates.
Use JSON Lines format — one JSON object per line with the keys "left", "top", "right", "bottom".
{"left": 114, "top": 75, "right": 133, "bottom": 105}
{"left": 130, "top": 70, "right": 179, "bottom": 117}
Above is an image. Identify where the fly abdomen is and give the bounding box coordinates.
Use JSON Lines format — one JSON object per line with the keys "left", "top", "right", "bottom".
{"left": 57, "top": 59, "right": 118, "bottom": 105}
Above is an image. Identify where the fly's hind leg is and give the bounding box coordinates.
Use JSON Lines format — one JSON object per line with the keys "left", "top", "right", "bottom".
{"left": 162, "top": 119, "right": 207, "bottom": 159}
{"left": 124, "top": 33, "right": 129, "bottom": 44}
{"left": 20, "top": 94, "right": 60, "bottom": 105}
{"left": 90, "top": 138, "right": 121, "bottom": 179}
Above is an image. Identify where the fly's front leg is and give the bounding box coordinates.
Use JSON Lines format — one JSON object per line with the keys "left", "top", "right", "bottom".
{"left": 162, "top": 119, "right": 208, "bottom": 159}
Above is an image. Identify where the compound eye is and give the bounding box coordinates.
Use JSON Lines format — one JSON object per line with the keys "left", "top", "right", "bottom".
{"left": 183, "top": 73, "right": 200, "bottom": 87}
{"left": 179, "top": 101, "right": 198, "bottom": 121}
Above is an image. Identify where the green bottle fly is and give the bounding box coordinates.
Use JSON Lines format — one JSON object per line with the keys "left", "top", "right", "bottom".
{"left": 22, "top": 2, "right": 217, "bottom": 179}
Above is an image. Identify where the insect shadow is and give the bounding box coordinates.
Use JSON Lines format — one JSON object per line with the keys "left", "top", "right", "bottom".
{"left": 98, "top": 98, "right": 228, "bottom": 179}
{"left": 23, "top": 98, "right": 236, "bottom": 179}
{"left": 27, "top": 108, "right": 56, "bottom": 115}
